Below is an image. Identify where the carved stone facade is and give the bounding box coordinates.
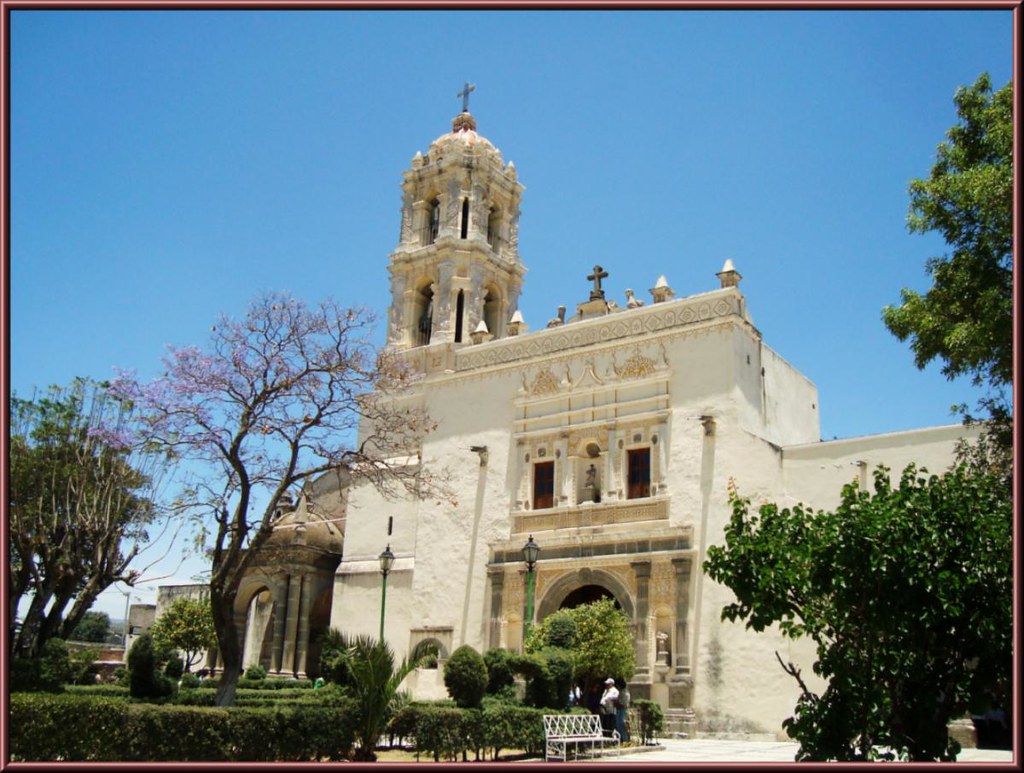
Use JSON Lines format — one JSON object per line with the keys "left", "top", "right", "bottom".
{"left": 156, "top": 108, "right": 977, "bottom": 737}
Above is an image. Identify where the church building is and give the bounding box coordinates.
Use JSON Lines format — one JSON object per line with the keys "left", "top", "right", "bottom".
{"left": 163, "top": 103, "right": 972, "bottom": 737}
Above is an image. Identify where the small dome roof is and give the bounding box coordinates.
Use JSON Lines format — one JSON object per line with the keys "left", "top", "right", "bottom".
{"left": 429, "top": 111, "right": 497, "bottom": 153}
{"left": 265, "top": 508, "right": 343, "bottom": 554}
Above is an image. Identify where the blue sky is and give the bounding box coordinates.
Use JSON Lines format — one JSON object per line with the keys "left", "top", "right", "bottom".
{"left": 9, "top": 9, "right": 1012, "bottom": 618}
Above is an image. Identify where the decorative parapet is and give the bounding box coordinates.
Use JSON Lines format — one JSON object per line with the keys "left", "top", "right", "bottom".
{"left": 455, "top": 288, "right": 746, "bottom": 372}
{"left": 512, "top": 495, "right": 670, "bottom": 535}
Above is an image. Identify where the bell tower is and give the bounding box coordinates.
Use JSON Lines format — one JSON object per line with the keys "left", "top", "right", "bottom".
{"left": 386, "top": 96, "right": 526, "bottom": 351}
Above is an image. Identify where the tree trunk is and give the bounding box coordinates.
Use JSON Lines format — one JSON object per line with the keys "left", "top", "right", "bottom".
{"left": 211, "top": 585, "right": 243, "bottom": 707}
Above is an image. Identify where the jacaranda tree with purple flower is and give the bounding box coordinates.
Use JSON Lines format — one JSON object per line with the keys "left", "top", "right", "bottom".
{"left": 112, "top": 292, "right": 442, "bottom": 707}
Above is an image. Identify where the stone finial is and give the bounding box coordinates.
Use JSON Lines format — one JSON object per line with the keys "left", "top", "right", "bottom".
{"left": 650, "top": 275, "right": 675, "bottom": 303}
{"left": 470, "top": 319, "right": 493, "bottom": 344}
{"left": 507, "top": 309, "right": 527, "bottom": 336}
{"left": 506, "top": 161, "right": 517, "bottom": 179}
{"left": 547, "top": 305, "right": 567, "bottom": 328}
{"left": 452, "top": 111, "right": 477, "bottom": 132}
{"left": 717, "top": 259, "right": 742, "bottom": 288}
{"left": 412, "top": 151, "right": 424, "bottom": 169}
{"left": 625, "top": 288, "right": 645, "bottom": 309}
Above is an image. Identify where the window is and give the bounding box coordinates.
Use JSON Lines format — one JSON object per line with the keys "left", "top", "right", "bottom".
{"left": 415, "top": 285, "right": 434, "bottom": 347}
{"left": 426, "top": 198, "right": 440, "bottom": 245}
{"left": 454, "top": 290, "right": 465, "bottom": 343}
{"left": 627, "top": 448, "right": 651, "bottom": 499}
{"left": 533, "top": 461, "right": 554, "bottom": 509}
{"left": 460, "top": 198, "right": 470, "bottom": 239}
{"left": 483, "top": 289, "right": 499, "bottom": 338}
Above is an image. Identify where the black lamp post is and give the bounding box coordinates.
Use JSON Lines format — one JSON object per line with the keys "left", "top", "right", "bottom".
{"left": 378, "top": 544, "right": 395, "bottom": 642}
{"left": 522, "top": 535, "right": 540, "bottom": 639}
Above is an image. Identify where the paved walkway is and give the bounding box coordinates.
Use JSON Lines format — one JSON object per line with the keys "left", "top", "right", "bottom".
{"left": 578, "top": 738, "right": 1014, "bottom": 764}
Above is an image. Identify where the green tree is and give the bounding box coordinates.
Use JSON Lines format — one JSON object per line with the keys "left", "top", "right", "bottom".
{"left": 443, "top": 644, "right": 488, "bottom": 708}
{"left": 9, "top": 378, "right": 174, "bottom": 659}
{"left": 70, "top": 611, "right": 111, "bottom": 643}
{"left": 149, "top": 597, "right": 217, "bottom": 673}
{"left": 703, "top": 465, "right": 1012, "bottom": 761}
{"left": 883, "top": 73, "right": 1012, "bottom": 466}
{"left": 527, "top": 598, "right": 635, "bottom": 698}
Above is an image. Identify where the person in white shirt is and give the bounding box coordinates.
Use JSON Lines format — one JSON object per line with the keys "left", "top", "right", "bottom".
{"left": 599, "top": 677, "right": 620, "bottom": 737}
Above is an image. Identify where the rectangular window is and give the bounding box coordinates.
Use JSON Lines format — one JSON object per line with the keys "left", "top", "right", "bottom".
{"left": 533, "top": 461, "right": 555, "bottom": 509}
{"left": 627, "top": 448, "right": 651, "bottom": 499}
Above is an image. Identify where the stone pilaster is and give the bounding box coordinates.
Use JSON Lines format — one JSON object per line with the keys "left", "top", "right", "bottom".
{"left": 604, "top": 423, "right": 619, "bottom": 502}
{"left": 295, "top": 574, "right": 313, "bottom": 678}
{"left": 671, "top": 558, "right": 692, "bottom": 674}
{"left": 631, "top": 560, "right": 652, "bottom": 677}
{"left": 281, "top": 573, "right": 302, "bottom": 676}
{"left": 270, "top": 577, "right": 288, "bottom": 674}
{"left": 488, "top": 568, "right": 505, "bottom": 650}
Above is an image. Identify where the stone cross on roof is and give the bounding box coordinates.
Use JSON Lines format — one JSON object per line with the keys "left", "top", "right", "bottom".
{"left": 588, "top": 265, "right": 609, "bottom": 300}
{"left": 457, "top": 82, "right": 476, "bottom": 113}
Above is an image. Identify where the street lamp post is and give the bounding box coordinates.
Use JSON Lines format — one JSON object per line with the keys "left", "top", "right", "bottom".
{"left": 378, "top": 544, "right": 396, "bottom": 642}
{"left": 522, "top": 535, "right": 540, "bottom": 640}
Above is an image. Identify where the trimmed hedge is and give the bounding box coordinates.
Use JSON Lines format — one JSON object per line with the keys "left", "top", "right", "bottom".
{"left": 385, "top": 701, "right": 547, "bottom": 761}
{"left": 9, "top": 692, "right": 356, "bottom": 761}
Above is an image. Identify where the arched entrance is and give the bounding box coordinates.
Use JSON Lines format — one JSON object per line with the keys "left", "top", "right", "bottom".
{"left": 559, "top": 584, "right": 619, "bottom": 611}
{"left": 535, "top": 568, "right": 634, "bottom": 621}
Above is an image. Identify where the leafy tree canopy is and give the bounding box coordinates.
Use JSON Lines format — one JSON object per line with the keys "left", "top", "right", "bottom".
{"left": 703, "top": 465, "right": 1012, "bottom": 761}
{"left": 70, "top": 611, "right": 111, "bottom": 643}
{"left": 883, "top": 73, "right": 1012, "bottom": 437}
{"left": 150, "top": 597, "right": 217, "bottom": 673}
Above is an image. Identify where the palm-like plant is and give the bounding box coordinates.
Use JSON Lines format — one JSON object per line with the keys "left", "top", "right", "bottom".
{"left": 344, "top": 634, "right": 430, "bottom": 761}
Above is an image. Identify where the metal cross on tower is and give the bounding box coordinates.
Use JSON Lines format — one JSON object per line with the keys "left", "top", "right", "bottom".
{"left": 457, "top": 82, "right": 476, "bottom": 113}
{"left": 588, "top": 265, "right": 609, "bottom": 300}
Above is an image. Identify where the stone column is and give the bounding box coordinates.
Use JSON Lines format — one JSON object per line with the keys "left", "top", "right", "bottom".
{"left": 630, "top": 561, "right": 652, "bottom": 677}
{"left": 671, "top": 558, "right": 692, "bottom": 674}
{"left": 654, "top": 412, "right": 670, "bottom": 494}
{"left": 295, "top": 575, "right": 314, "bottom": 678}
{"left": 604, "top": 422, "right": 618, "bottom": 502}
{"left": 281, "top": 573, "right": 302, "bottom": 676}
{"left": 557, "top": 433, "right": 570, "bottom": 505}
{"left": 436, "top": 261, "right": 455, "bottom": 342}
{"left": 270, "top": 577, "right": 288, "bottom": 674}
{"left": 488, "top": 568, "right": 505, "bottom": 650}
{"left": 402, "top": 288, "right": 418, "bottom": 349}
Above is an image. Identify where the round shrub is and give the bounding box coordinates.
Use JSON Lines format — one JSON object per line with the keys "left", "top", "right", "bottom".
{"left": 127, "top": 633, "right": 174, "bottom": 699}
{"left": 164, "top": 654, "right": 184, "bottom": 680}
{"left": 443, "top": 645, "right": 488, "bottom": 709}
{"left": 483, "top": 648, "right": 516, "bottom": 695}
{"left": 39, "top": 638, "right": 74, "bottom": 691}
{"left": 179, "top": 672, "right": 199, "bottom": 689}
{"left": 244, "top": 664, "right": 267, "bottom": 681}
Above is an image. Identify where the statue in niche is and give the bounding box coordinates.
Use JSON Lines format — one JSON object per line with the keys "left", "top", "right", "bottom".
{"left": 656, "top": 631, "right": 670, "bottom": 666}
{"left": 583, "top": 463, "right": 600, "bottom": 503}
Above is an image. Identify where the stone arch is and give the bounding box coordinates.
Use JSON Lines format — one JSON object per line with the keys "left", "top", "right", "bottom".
{"left": 236, "top": 581, "right": 275, "bottom": 670}
{"left": 413, "top": 636, "right": 448, "bottom": 669}
{"left": 482, "top": 282, "right": 503, "bottom": 338}
{"left": 411, "top": 276, "right": 436, "bottom": 346}
{"left": 535, "top": 568, "right": 635, "bottom": 623}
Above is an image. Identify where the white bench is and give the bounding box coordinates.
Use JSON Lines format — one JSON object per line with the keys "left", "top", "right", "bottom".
{"left": 543, "top": 713, "right": 620, "bottom": 762}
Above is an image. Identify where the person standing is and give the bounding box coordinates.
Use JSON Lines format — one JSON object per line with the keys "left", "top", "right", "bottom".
{"left": 614, "top": 678, "right": 631, "bottom": 742}
{"left": 599, "top": 677, "right": 619, "bottom": 737}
